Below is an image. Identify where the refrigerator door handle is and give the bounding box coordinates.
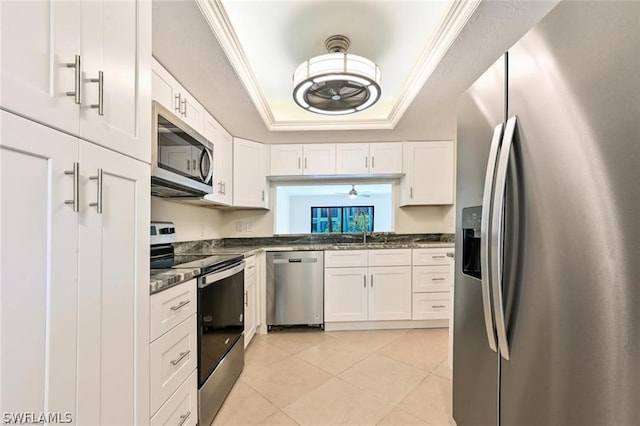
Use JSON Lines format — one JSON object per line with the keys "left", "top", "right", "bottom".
{"left": 491, "top": 115, "right": 518, "bottom": 361}
{"left": 480, "top": 123, "right": 504, "bottom": 353}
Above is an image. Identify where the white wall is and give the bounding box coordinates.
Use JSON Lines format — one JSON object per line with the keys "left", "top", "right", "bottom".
{"left": 151, "top": 197, "right": 226, "bottom": 241}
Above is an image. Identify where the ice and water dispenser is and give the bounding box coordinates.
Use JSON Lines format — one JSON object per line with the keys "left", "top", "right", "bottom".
{"left": 461, "top": 206, "right": 482, "bottom": 279}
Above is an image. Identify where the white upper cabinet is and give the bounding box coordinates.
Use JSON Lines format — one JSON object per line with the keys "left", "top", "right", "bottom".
{"left": 203, "top": 111, "right": 233, "bottom": 205}
{"left": 233, "top": 138, "right": 269, "bottom": 208}
{"left": 152, "top": 58, "right": 204, "bottom": 134}
{"left": 400, "top": 141, "right": 454, "bottom": 206}
{"left": 269, "top": 144, "right": 336, "bottom": 176}
{"left": 336, "top": 142, "right": 402, "bottom": 175}
{"left": 0, "top": 0, "right": 151, "bottom": 163}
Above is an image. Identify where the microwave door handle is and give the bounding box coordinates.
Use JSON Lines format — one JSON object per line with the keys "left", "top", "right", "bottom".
{"left": 491, "top": 115, "right": 518, "bottom": 361}
{"left": 480, "top": 123, "right": 503, "bottom": 353}
{"left": 200, "top": 147, "right": 213, "bottom": 184}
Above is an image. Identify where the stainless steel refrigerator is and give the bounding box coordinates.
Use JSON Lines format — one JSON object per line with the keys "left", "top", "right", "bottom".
{"left": 453, "top": 2, "right": 640, "bottom": 425}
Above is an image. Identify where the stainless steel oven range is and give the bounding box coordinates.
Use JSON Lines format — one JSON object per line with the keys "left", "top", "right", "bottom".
{"left": 150, "top": 223, "right": 245, "bottom": 426}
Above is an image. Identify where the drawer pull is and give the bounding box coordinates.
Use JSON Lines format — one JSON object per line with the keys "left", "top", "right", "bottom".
{"left": 432, "top": 255, "right": 446, "bottom": 259}
{"left": 170, "top": 350, "right": 191, "bottom": 366}
{"left": 170, "top": 300, "right": 191, "bottom": 311}
{"left": 432, "top": 305, "right": 446, "bottom": 309}
{"left": 431, "top": 278, "right": 446, "bottom": 281}
{"left": 177, "top": 411, "right": 191, "bottom": 426}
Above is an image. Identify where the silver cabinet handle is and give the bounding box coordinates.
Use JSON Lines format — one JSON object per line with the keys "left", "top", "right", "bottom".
{"left": 186, "top": 159, "right": 190, "bottom": 170}
{"left": 370, "top": 274, "right": 374, "bottom": 287}
{"left": 480, "top": 123, "right": 504, "bottom": 354}
{"left": 222, "top": 181, "right": 226, "bottom": 195}
{"left": 170, "top": 300, "right": 190, "bottom": 311}
{"left": 89, "top": 71, "right": 104, "bottom": 116}
{"left": 192, "top": 159, "right": 196, "bottom": 171}
{"left": 304, "top": 157, "right": 308, "bottom": 169}
{"left": 244, "top": 290, "right": 248, "bottom": 307}
{"left": 491, "top": 115, "right": 517, "bottom": 361}
{"left": 432, "top": 255, "right": 446, "bottom": 259}
{"left": 432, "top": 305, "right": 446, "bottom": 309}
{"left": 175, "top": 93, "right": 182, "bottom": 114}
{"left": 89, "top": 169, "right": 103, "bottom": 214}
{"left": 298, "top": 157, "right": 301, "bottom": 170}
{"left": 177, "top": 411, "right": 191, "bottom": 426}
{"left": 365, "top": 156, "right": 368, "bottom": 168}
{"left": 218, "top": 181, "right": 223, "bottom": 194}
{"left": 371, "top": 156, "right": 375, "bottom": 169}
{"left": 65, "top": 55, "right": 81, "bottom": 104}
{"left": 64, "top": 162, "right": 80, "bottom": 212}
{"left": 261, "top": 190, "right": 265, "bottom": 201}
{"left": 363, "top": 275, "right": 366, "bottom": 288}
{"left": 170, "top": 350, "right": 190, "bottom": 366}
{"left": 410, "top": 187, "right": 413, "bottom": 199}
{"left": 431, "top": 277, "right": 446, "bottom": 281}
{"left": 181, "top": 98, "right": 187, "bottom": 117}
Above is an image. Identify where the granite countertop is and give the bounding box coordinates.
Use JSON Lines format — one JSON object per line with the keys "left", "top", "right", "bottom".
{"left": 150, "top": 267, "right": 200, "bottom": 295}
{"left": 150, "top": 238, "right": 455, "bottom": 294}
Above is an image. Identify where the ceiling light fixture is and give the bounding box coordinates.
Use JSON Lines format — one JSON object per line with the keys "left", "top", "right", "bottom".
{"left": 293, "top": 35, "right": 381, "bottom": 115}
{"left": 348, "top": 185, "right": 359, "bottom": 199}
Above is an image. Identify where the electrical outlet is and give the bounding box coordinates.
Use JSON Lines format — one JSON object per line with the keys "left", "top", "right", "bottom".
{"left": 246, "top": 221, "right": 253, "bottom": 232}
{"left": 200, "top": 224, "right": 205, "bottom": 237}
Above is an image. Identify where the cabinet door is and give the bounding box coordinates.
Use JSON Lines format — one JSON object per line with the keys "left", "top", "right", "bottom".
{"left": 336, "top": 143, "right": 369, "bottom": 175}
{"left": 324, "top": 267, "right": 368, "bottom": 322}
{"left": 80, "top": 0, "right": 151, "bottom": 163}
{"left": 369, "top": 266, "right": 412, "bottom": 320}
{"left": 244, "top": 272, "right": 257, "bottom": 348}
{"left": 77, "top": 142, "right": 150, "bottom": 425}
{"left": 269, "top": 144, "right": 303, "bottom": 175}
{"left": 0, "top": 0, "right": 81, "bottom": 135}
{"left": 152, "top": 57, "right": 182, "bottom": 115}
{"left": 400, "top": 141, "right": 454, "bottom": 205}
{"left": 369, "top": 142, "right": 403, "bottom": 175}
{"left": 303, "top": 144, "right": 336, "bottom": 175}
{"left": 233, "top": 138, "right": 268, "bottom": 208}
{"left": 0, "top": 111, "right": 79, "bottom": 418}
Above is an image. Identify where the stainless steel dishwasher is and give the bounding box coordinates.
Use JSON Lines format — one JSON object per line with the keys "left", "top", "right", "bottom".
{"left": 266, "top": 251, "right": 324, "bottom": 328}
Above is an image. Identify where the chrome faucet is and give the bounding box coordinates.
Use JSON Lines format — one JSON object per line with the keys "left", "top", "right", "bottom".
{"left": 356, "top": 212, "right": 367, "bottom": 244}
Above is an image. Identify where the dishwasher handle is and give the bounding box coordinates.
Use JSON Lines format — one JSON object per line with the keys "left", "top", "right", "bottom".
{"left": 273, "top": 258, "right": 318, "bottom": 264}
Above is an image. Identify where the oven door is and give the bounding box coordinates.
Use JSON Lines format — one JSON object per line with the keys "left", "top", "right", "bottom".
{"left": 197, "top": 261, "right": 245, "bottom": 387}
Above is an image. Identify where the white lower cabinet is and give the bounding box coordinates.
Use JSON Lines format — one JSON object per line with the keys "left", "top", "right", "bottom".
{"left": 1, "top": 109, "right": 150, "bottom": 424}
{"left": 149, "top": 279, "right": 198, "bottom": 422}
{"left": 411, "top": 248, "right": 453, "bottom": 320}
{"left": 244, "top": 255, "right": 258, "bottom": 347}
{"left": 151, "top": 371, "right": 197, "bottom": 426}
{"left": 324, "top": 250, "right": 412, "bottom": 323}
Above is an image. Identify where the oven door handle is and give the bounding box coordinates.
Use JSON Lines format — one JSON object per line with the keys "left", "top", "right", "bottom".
{"left": 199, "top": 261, "right": 245, "bottom": 288}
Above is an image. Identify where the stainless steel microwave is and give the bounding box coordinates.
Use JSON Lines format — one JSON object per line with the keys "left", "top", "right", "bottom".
{"left": 151, "top": 101, "right": 214, "bottom": 198}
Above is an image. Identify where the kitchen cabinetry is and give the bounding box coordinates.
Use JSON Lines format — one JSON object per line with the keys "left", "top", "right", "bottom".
{"left": 411, "top": 248, "right": 453, "bottom": 320}
{"left": 203, "top": 111, "right": 233, "bottom": 205}
{"left": 335, "top": 142, "right": 403, "bottom": 175}
{"left": 152, "top": 57, "right": 204, "bottom": 134}
{"left": 0, "top": 110, "right": 150, "bottom": 424}
{"left": 269, "top": 144, "right": 336, "bottom": 176}
{"left": 149, "top": 280, "right": 197, "bottom": 422}
{"left": 244, "top": 255, "right": 258, "bottom": 347}
{"left": 400, "top": 141, "right": 454, "bottom": 206}
{"left": 324, "top": 249, "right": 412, "bottom": 323}
{"left": 233, "top": 137, "right": 269, "bottom": 208}
{"left": 0, "top": 0, "right": 151, "bottom": 163}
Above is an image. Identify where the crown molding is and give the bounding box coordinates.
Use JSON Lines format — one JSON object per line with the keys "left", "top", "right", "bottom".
{"left": 196, "top": 0, "right": 480, "bottom": 132}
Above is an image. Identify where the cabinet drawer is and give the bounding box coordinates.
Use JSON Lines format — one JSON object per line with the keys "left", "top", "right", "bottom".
{"left": 412, "top": 292, "right": 451, "bottom": 320}
{"left": 150, "top": 279, "right": 197, "bottom": 342}
{"left": 412, "top": 248, "right": 453, "bottom": 265}
{"left": 368, "top": 249, "right": 411, "bottom": 266}
{"left": 412, "top": 265, "right": 451, "bottom": 293}
{"left": 151, "top": 370, "right": 197, "bottom": 426}
{"left": 150, "top": 314, "right": 197, "bottom": 415}
{"left": 244, "top": 255, "right": 257, "bottom": 279}
{"left": 325, "top": 250, "right": 368, "bottom": 267}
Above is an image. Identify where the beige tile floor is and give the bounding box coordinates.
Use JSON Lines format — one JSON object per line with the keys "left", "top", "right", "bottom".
{"left": 212, "top": 328, "right": 455, "bottom": 425}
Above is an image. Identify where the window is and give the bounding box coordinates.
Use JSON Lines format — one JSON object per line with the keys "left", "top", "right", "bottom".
{"left": 311, "top": 206, "right": 374, "bottom": 234}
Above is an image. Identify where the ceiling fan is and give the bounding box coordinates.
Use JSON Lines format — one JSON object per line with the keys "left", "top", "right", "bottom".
{"left": 336, "top": 185, "right": 371, "bottom": 199}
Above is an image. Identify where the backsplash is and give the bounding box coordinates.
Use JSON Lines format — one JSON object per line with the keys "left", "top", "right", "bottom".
{"left": 173, "top": 233, "right": 454, "bottom": 253}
